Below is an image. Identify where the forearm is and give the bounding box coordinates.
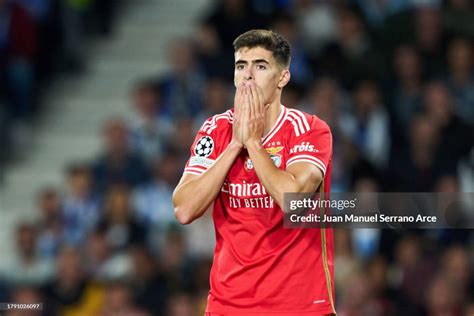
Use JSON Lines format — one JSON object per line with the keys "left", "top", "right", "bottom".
{"left": 173, "top": 141, "right": 241, "bottom": 224}
{"left": 246, "top": 140, "right": 311, "bottom": 209}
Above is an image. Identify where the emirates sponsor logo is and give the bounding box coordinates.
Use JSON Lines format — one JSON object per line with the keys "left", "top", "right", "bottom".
{"left": 221, "top": 180, "right": 267, "bottom": 197}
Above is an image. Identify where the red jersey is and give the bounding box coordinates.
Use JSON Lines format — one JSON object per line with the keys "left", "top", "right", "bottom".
{"left": 184, "top": 105, "right": 335, "bottom": 315}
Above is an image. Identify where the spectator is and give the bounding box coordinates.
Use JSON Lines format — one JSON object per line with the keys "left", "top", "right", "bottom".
{"left": 35, "top": 187, "right": 64, "bottom": 258}
{"left": 133, "top": 150, "right": 180, "bottom": 248}
{"left": 97, "top": 281, "right": 150, "bottom": 316}
{"left": 444, "top": 37, "right": 474, "bottom": 123}
{"left": 425, "top": 276, "right": 462, "bottom": 316}
{"left": 129, "top": 80, "right": 174, "bottom": 163}
{"left": 92, "top": 118, "right": 149, "bottom": 192}
{"left": 158, "top": 38, "right": 206, "bottom": 119}
{"left": 271, "top": 12, "right": 313, "bottom": 86}
{"left": 97, "top": 183, "right": 146, "bottom": 253}
{"left": 166, "top": 291, "right": 196, "bottom": 316}
{"left": 422, "top": 81, "right": 473, "bottom": 175}
{"left": 386, "top": 44, "right": 423, "bottom": 135}
{"left": 62, "top": 163, "right": 100, "bottom": 246}
{"left": 415, "top": 6, "right": 446, "bottom": 77}
{"left": 341, "top": 80, "right": 390, "bottom": 169}
{"left": 388, "top": 115, "right": 440, "bottom": 191}
{"left": 194, "top": 77, "right": 232, "bottom": 131}
{"left": 83, "top": 229, "right": 131, "bottom": 281}
{"left": 128, "top": 245, "right": 168, "bottom": 316}
{"left": 42, "top": 246, "right": 104, "bottom": 315}
{"left": 0, "top": 223, "right": 53, "bottom": 286}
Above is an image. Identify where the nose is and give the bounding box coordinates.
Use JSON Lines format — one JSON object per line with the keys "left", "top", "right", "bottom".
{"left": 243, "top": 68, "right": 254, "bottom": 81}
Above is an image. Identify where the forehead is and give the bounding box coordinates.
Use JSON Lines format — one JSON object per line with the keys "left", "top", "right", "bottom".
{"left": 234, "top": 46, "right": 276, "bottom": 63}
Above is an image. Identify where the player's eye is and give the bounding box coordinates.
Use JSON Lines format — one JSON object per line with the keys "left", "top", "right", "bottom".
{"left": 236, "top": 64, "right": 244, "bottom": 70}
{"left": 257, "top": 64, "right": 267, "bottom": 70}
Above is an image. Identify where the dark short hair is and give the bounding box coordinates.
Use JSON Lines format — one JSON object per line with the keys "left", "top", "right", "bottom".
{"left": 233, "top": 29, "right": 291, "bottom": 68}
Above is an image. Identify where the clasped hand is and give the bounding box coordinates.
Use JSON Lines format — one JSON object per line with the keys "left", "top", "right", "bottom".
{"left": 232, "top": 82, "right": 267, "bottom": 148}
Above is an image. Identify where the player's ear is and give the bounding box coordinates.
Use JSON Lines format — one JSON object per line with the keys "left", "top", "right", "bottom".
{"left": 277, "top": 69, "right": 290, "bottom": 89}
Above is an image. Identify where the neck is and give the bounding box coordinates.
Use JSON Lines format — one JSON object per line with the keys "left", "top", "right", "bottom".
{"left": 264, "top": 101, "right": 282, "bottom": 136}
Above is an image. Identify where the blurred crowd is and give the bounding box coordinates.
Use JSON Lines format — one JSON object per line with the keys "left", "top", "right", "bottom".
{"left": 1, "top": 0, "right": 474, "bottom": 315}
{"left": 0, "top": 0, "right": 119, "bottom": 167}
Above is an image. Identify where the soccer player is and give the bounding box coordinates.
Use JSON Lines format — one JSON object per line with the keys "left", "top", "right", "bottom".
{"left": 173, "top": 29, "right": 335, "bottom": 315}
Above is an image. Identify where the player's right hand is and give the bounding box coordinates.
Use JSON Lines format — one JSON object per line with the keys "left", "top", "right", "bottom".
{"left": 232, "top": 83, "right": 245, "bottom": 148}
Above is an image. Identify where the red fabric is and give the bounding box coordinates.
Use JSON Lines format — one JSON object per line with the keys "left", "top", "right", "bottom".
{"left": 185, "top": 106, "right": 335, "bottom": 315}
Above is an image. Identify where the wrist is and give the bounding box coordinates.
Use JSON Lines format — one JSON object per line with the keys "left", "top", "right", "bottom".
{"left": 228, "top": 139, "right": 243, "bottom": 151}
{"left": 245, "top": 138, "right": 263, "bottom": 152}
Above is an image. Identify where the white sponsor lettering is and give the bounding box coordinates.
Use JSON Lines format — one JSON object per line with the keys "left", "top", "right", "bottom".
{"left": 289, "top": 142, "right": 319, "bottom": 154}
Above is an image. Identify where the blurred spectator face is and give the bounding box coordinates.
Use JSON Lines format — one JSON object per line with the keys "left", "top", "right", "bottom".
{"left": 410, "top": 115, "right": 438, "bottom": 149}
{"left": 67, "top": 165, "right": 92, "bottom": 199}
{"left": 434, "top": 175, "right": 459, "bottom": 192}
{"left": 341, "top": 273, "right": 373, "bottom": 311}
{"left": 354, "top": 81, "right": 380, "bottom": 114}
{"left": 309, "top": 78, "right": 338, "bottom": 123}
{"left": 169, "top": 40, "right": 195, "bottom": 75}
{"left": 174, "top": 119, "right": 195, "bottom": 153}
{"left": 272, "top": 15, "right": 297, "bottom": 44}
{"left": 205, "top": 78, "right": 230, "bottom": 114}
{"left": 223, "top": 0, "right": 245, "bottom": 15}
{"left": 195, "top": 24, "right": 220, "bottom": 53}
{"left": 447, "top": 38, "right": 472, "bottom": 76}
{"left": 132, "top": 84, "right": 159, "bottom": 119}
{"left": 57, "top": 247, "right": 83, "bottom": 286}
{"left": 102, "top": 283, "right": 140, "bottom": 315}
{"left": 162, "top": 230, "right": 186, "bottom": 270}
{"left": 353, "top": 177, "right": 379, "bottom": 192}
{"left": 416, "top": 7, "right": 442, "bottom": 51}
{"left": 6, "top": 287, "right": 42, "bottom": 316}
{"left": 334, "top": 229, "right": 353, "bottom": 257}
{"left": 423, "top": 82, "right": 453, "bottom": 125}
{"left": 442, "top": 246, "right": 470, "bottom": 286}
{"left": 105, "top": 185, "right": 131, "bottom": 223}
{"left": 394, "top": 45, "right": 421, "bottom": 82}
{"left": 426, "top": 277, "right": 457, "bottom": 315}
{"left": 86, "top": 231, "right": 110, "bottom": 263}
{"left": 153, "top": 153, "right": 180, "bottom": 186}
{"left": 367, "top": 256, "right": 388, "bottom": 294}
{"left": 395, "top": 235, "right": 420, "bottom": 268}
{"left": 167, "top": 293, "right": 195, "bottom": 316}
{"left": 16, "top": 224, "right": 37, "bottom": 258}
{"left": 337, "top": 8, "right": 364, "bottom": 45}
{"left": 37, "top": 188, "right": 61, "bottom": 221}
{"left": 130, "top": 246, "right": 155, "bottom": 281}
{"left": 103, "top": 119, "right": 129, "bottom": 155}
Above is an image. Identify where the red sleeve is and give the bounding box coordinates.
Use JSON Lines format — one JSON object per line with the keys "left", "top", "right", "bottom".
{"left": 183, "top": 111, "right": 232, "bottom": 175}
{"left": 286, "top": 116, "right": 332, "bottom": 176}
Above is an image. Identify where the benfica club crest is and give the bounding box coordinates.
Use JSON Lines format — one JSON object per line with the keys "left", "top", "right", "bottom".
{"left": 244, "top": 157, "right": 254, "bottom": 172}
{"left": 266, "top": 146, "right": 284, "bottom": 168}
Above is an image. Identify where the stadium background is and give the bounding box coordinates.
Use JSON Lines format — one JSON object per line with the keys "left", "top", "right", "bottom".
{"left": 0, "top": 0, "right": 473, "bottom": 315}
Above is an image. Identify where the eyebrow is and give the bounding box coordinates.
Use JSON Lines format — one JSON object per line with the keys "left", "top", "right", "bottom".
{"left": 235, "top": 59, "right": 270, "bottom": 65}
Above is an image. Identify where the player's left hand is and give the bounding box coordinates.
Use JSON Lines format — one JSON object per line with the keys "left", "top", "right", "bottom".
{"left": 242, "top": 82, "right": 266, "bottom": 147}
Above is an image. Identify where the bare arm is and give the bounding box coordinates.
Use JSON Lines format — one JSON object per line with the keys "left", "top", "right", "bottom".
{"left": 246, "top": 140, "right": 323, "bottom": 210}
{"left": 172, "top": 140, "right": 242, "bottom": 224}
{"left": 173, "top": 85, "right": 245, "bottom": 224}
